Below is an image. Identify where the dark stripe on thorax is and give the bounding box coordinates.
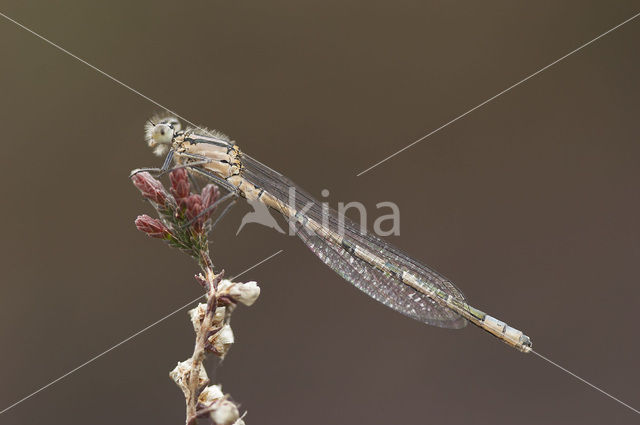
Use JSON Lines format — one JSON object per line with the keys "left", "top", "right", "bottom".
{"left": 184, "top": 136, "right": 231, "bottom": 148}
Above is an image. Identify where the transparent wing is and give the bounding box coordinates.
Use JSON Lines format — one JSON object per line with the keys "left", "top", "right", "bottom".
{"left": 242, "top": 154, "right": 468, "bottom": 328}
{"left": 294, "top": 221, "right": 465, "bottom": 328}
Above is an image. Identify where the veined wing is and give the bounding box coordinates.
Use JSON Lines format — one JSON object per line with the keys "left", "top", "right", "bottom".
{"left": 242, "top": 154, "right": 467, "bottom": 328}
{"left": 293, "top": 220, "right": 465, "bottom": 328}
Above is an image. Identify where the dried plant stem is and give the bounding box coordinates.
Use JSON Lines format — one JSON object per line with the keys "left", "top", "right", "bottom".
{"left": 186, "top": 266, "right": 220, "bottom": 425}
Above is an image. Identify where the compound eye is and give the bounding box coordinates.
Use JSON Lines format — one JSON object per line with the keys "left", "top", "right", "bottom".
{"left": 168, "top": 118, "right": 181, "bottom": 132}
{"left": 159, "top": 116, "right": 182, "bottom": 133}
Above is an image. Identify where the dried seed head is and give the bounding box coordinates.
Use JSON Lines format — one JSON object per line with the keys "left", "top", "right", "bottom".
{"left": 218, "top": 280, "right": 261, "bottom": 306}
{"left": 210, "top": 399, "right": 240, "bottom": 425}
{"left": 198, "top": 385, "right": 224, "bottom": 405}
{"left": 209, "top": 324, "right": 234, "bottom": 358}
{"left": 213, "top": 306, "right": 226, "bottom": 324}
{"left": 189, "top": 304, "right": 226, "bottom": 334}
{"left": 228, "top": 281, "right": 260, "bottom": 306}
{"left": 170, "top": 359, "right": 209, "bottom": 393}
{"left": 188, "top": 303, "right": 207, "bottom": 333}
{"left": 216, "top": 324, "right": 234, "bottom": 345}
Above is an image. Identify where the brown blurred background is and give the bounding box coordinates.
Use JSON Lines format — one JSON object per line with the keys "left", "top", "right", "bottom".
{"left": 1, "top": 1, "right": 639, "bottom": 424}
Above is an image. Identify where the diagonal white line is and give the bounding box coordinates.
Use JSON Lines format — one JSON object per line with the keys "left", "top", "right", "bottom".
{"left": 0, "top": 249, "right": 283, "bottom": 416}
{"left": 0, "top": 10, "right": 209, "bottom": 134}
{"left": 226, "top": 249, "right": 283, "bottom": 280}
{"left": 356, "top": 11, "right": 640, "bottom": 177}
{"left": 532, "top": 350, "right": 640, "bottom": 415}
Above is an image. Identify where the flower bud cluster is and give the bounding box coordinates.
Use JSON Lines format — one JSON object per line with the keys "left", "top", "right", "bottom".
{"left": 131, "top": 170, "right": 220, "bottom": 262}
{"left": 169, "top": 168, "right": 220, "bottom": 232}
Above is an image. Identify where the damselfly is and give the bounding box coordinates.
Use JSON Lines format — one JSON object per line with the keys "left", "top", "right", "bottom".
{"left": 133, "top": 116, "right": 532, "bottom": 353}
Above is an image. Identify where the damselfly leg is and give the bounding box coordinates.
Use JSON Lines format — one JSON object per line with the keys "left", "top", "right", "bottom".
{"left": 209, "top": 198, "right": 238, "bottom": 231}
{"left": 180, "top": 190, "right": 239, "bottom": 229}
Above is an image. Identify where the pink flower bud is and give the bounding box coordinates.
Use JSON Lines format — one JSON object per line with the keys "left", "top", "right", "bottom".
{"left": 169, "top": 168, "right": 191, "bottom": 202}
{"left": 135, "top": 215, "right": 170, "bottom": 238}
{"left": 183, "top": 194, "right": 205, "bottom": 230}
{"left": 131, "top": 172, "right": 168, "bottom": 206}
{"left": 202, "top": 184, "right": 220, "bottom": 210}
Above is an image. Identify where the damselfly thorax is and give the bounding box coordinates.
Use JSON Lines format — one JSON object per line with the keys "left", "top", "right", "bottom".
{"left": 172, "top": 132, "right": 289, "bottom": 211}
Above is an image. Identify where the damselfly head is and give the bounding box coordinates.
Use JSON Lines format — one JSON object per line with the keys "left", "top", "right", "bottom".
{"left": 145, "top": 116, "right": 182, "bottom": 156}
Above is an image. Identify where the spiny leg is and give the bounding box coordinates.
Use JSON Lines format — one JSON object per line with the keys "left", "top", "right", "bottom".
{"left": 130, "top": 151, "right": 218, "bottom": 179}
{"left": 188, "top": 173, "right": 202, "bottom": 193}
{"left": 129, "top": 150, "right": 176, "bottom": 178}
